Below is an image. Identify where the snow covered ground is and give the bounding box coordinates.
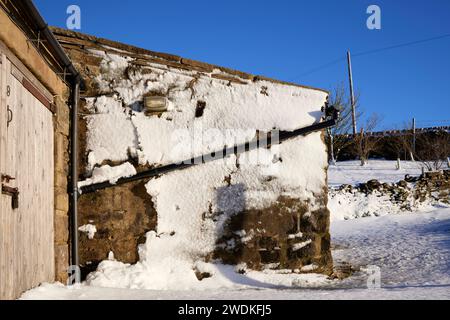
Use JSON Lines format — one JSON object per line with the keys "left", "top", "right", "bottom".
{"left": 22, "top": 160, "right": 450, "bottom": 300}
{"left": 22, "top": 208, "right": 450, "bottom": 300}
{"left": 328, "top": 160, "right": 449, "bottom": 221}
{"left": 328, "top": 160, "right": 425, "bottom": 187}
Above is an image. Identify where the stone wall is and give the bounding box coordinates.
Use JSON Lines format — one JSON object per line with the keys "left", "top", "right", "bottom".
{"left": 51, "top": 27, "right": 333, "bottom": 277}
{"left": 77, "top": 181, "right": 157, "bottom": 275}
{"left": 214, "top": 193, "right": 332, "bottom": 274}
{"left": 53, "top": 96, "right": 71, "bottom": 283}
{"left": 413, "top": 171, "right": 450, "bottom": 204}
{"left": 339, "top": 170, "right": 450, "bottom": 209}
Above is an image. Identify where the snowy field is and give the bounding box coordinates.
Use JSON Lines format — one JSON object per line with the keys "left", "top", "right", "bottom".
{"left": 328, "top": 160, "right": 448, "bottom": 221}
{"left": 22, "top": 160, "right": 450, "bottom": 300}
{"left": 328, "top": 160, "right": 425, "bottom": 187}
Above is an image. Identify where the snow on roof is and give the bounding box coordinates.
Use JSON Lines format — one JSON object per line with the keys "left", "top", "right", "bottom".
{"left": 50, "top": 27, "right": 328, "bottom": 94}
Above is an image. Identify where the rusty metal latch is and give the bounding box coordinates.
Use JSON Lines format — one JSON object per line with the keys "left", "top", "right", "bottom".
{"left": 2, "top": 185, "right": 19, "bottom": 209}
{"left": 1, "top": 174, "right": 16, "bottom": 183}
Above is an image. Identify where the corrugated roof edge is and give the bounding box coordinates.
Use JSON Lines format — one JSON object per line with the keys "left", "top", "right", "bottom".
{"left": 50, "top": 27, "right": 329, "bottom": 95}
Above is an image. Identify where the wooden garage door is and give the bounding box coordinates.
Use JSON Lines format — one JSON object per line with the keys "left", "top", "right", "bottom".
{"left": 0, "top": 50, "right": 55, "bottom": 300}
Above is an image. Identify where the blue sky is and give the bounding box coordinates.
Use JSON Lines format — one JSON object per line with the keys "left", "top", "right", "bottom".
{"left": 35, "top": 0, "right": 450, "bottom": 129}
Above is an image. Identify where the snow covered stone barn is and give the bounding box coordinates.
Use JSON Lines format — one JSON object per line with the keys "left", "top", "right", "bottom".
{"left": 0, "top": 2, "right": 80, "bottom": 299}
{"left": 51, "top": 27, "right": 334, "bottom": 287}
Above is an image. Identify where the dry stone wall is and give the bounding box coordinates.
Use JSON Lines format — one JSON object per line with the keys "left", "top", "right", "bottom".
{"left": 334, "top": 170, "right": 450, "bottom": 217}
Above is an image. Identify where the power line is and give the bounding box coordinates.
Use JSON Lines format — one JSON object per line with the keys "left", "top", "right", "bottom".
{"left": 291, "top": 56, "right": 346, "bottom": 80}
{"left": 416, "top": 120, "right": 450, "bottom": 124}
{"left": 417, "top": 120, "right": 450, "bottom": 122}
{"left": 388, "top": 120, "right": 450, "bottom": 129}
{"left": 353, "top": 33, "right": 450, "bottom": 58}
{"left": 292, "top": 33, "right": 450, "bottom": 80}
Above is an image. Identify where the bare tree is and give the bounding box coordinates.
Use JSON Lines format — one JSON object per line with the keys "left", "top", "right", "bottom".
{"left": 397, "top": 132, "right": 416, "bottom": 161}
{"left": 391, "top": 125, "right": 450, "bottom": 171}
{"left": 385, "top": 122, "right": 416, "bottom": 163}
{"left": 383, "top": 123, "right": 450, "bottom": 171}
{"left": 326, "top": 84, "right": 362, "bottom": 164}
{"left": 414, "top": 130, "right": 450, "bottom": 171}
{"left": 353, "top": 114, "right": 383, "bottom": 166}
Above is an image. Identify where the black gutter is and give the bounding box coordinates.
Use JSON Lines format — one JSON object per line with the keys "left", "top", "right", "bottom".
{"left": 21, "top": 0, "right": 80, "bottom": 85}
{"left": 80, "top": 109, "right": 339, "bottom": 195}
{"left": 22, "top": 0, "right": 82, "bottom": 269}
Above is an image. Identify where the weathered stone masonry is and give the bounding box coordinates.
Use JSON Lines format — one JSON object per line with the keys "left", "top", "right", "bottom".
{"left": 51, "top": 27, "right": 333, "bottom": 276}
{"left": 338, "top": 170, "right": 450, "bottom": 209}
{"left": 53, "top": 96, "right": 71, "bottom": 283}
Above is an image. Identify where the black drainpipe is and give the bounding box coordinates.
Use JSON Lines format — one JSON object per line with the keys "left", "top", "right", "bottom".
{"left": 70, "top": 79, "right": 81, "bottom": 268}
{"left": 22, "top": 0, "right": 82, "bottom": 269}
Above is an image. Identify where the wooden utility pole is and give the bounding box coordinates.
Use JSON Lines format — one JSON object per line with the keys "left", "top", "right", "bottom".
{"left": 347, "top": 51, "right": 357, "bottom": 135}
{"left": 412, "top": 117, "right": 416, "bottom": 157}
